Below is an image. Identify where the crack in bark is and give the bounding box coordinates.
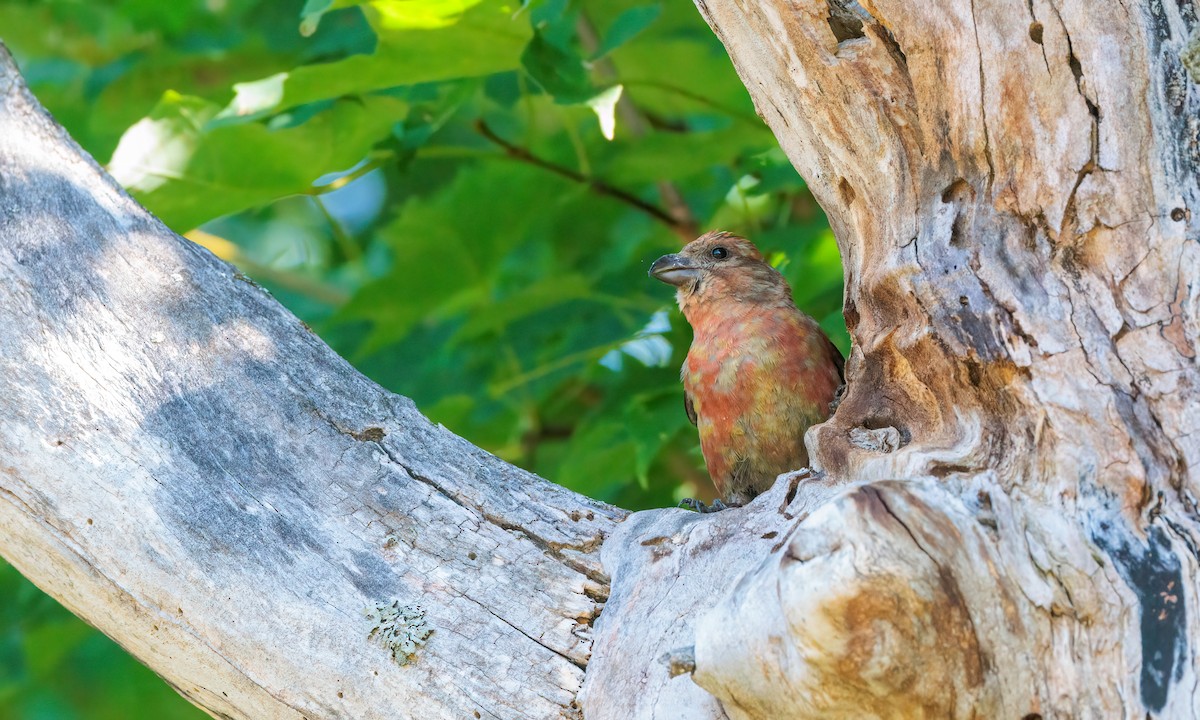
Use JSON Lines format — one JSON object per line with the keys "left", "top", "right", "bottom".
{"left": 303, "top": 424, "right": 612, "bottom": 677}
{"left": 308, "top": 404, "right": 611, "bottom": 582}
{"left": 457, "top": 590, "right": 588, "bottom": 673}
{"left": 1024, "top": 0, "right": 1051, "bottom": 73}
{"left": 1061, "top": 279, "right": 1189, "bottom": 513}
{"left": 366, "top": 447, "right": 603, "bottom": 688}
{"left": 1062, "top": 286, "right": 1119, "bottom": 388}
{"left": 968, "top": 0, "right": 997, "bottom": 187}
{"left": 863, "top": 486, "right": 990, "bottom": 684}
{"left": 385, "top": 447, "right": 610, "bottom": 585}
{"left": 1061, "top": 160, "right": 1097, "bottom": 237}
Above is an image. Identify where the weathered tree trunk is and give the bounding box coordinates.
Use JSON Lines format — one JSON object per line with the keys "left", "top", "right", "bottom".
{"left": 2, "top": 0, "right": 1199, "bottom": 717}
{"left": 585, "top": 1, "right": 1200, "bottom": 718}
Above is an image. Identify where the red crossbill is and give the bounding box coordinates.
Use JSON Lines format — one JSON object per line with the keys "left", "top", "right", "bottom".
{"left": 650, "top": 231, "right": 844, "bottom": 508}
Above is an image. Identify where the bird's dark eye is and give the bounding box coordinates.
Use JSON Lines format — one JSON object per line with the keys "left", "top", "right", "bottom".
{"left": 711, "top": 247, "right": 728, "bottom": 259}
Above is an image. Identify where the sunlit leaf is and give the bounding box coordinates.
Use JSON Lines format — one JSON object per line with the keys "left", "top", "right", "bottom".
{"left": 369, "top": 0, "right": 486, "bottom": 29}
{"left": 225, "top": 73, "right": 288, "bottom": 117}
{"left": 110, "top": 93, "right": 408, "bottom": 231}
{"left": 586, "top": 84, "right": 622, "bottom": 140}
{"left": 302, "top": 0, "right": 485, "bottom": 35}
{"left": 268, "top": 0, "right": 529, "bottom": 113}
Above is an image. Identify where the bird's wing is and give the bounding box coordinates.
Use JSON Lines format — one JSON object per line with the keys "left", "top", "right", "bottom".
{"left": 684, "top": 390, "right": 698, "bottom": 427}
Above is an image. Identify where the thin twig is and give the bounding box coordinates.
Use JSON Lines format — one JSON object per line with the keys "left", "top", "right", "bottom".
{"left": 620, "top": 79, "right": 766, "bottom": 127}
{"left": 310, "top": 196, "right": 361, "bottom": 262}
{"left": 185, "top": 230, "right": 350, "bottom": 306}
{"left": 474, "top": 120, "right": 686, "bottom": 234}
{"left": 308, "top": 154, "right": 390, "bottom": 195}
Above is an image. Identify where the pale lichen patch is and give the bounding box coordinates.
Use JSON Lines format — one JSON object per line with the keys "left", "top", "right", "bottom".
{"left": 366, "top": 600, "right": 433, "bottom": 666}
{"left": 1181, "top": 31, "right": 1200, "bottom": 84}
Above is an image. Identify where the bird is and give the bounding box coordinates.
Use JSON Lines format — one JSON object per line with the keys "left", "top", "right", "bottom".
{"left": 649, "top": 231, "right": 844, "bottom": 510}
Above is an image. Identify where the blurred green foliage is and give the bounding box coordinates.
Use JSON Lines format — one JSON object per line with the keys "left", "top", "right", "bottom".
{"left": 0, "top": 0, "right": 842, "bottom": 716}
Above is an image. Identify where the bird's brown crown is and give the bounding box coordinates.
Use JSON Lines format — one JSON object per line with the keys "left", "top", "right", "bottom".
{"left": 649, "top": 231, "right": 794, "bottom": 318}
{"left": 680, "top": 231, "right": 765, "bottom": 265}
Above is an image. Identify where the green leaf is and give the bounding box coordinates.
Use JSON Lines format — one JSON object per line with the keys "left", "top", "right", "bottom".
{"left": 368, "top": 0, "right": 487, "bottom": 29}
{"left": 302, "top": 0, "right": 484, "bottom": 35}
{"left": 520, "top": 30, "right": 596, "bottom": 103}
{"left": 612, "top": 35, "right": 759, "bottom": 119}
{"left": 624, "top": 388, "right": 689, "bottom": 486}
{"left": 600, "top": 126, "right": 767, "bottom": 184}
{"left": 249, "top": 0, "right": 529, "bottom": 115}
{"left": 299, "top": 0, "right": 337, "bottom": 36}
{"left": 224, "top": 73, "right": 289, "bottom": 118}
{"left": 456, "top": 274, "right": 596, "bottom": 339}
{"left": 110, "top": 93, "right": 408, "bottom": 231}
{"left": 394, "top": 79, "right": 480, "bottom": 150}
{"left": 337, "top": 162, "right": 561, "bottom": 354}
{"left": 556, "top": 421, "right": 636, "bottom": 498}
{"left": 339, "top": 231, "right": 485, "bottom": 355}
{"left": 592, "top": 4, "right": 661, "bottom": 59}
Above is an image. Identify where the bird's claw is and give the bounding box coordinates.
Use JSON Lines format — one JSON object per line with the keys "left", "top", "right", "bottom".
{"left": 678, "top": 498, "right": 731, "bottom": 513}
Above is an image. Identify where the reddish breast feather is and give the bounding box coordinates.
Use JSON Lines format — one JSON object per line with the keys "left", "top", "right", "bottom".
{"left": 682, "top": 304, "right": 840, "bottom": 497}
{"left": 683, "top": 311, "right": 787, "bottom": 481}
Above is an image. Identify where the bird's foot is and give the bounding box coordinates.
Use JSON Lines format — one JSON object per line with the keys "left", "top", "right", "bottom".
{"left": 678, "top": 498, "right": 733, "bottom": 513}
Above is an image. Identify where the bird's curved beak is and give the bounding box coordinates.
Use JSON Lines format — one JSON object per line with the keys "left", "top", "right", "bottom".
{"left": 649, "top": 253, "right": 700, "bottom": 287}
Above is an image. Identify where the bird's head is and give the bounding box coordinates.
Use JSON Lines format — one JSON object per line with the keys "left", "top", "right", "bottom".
{"left": 649, "top": 231, "right": 792, "bottom": 313}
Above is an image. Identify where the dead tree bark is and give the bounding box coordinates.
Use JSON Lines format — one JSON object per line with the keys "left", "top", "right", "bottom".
{"left": 0, "top": 45, "right": 621, "bottom": 720}
{"left": 584, "top": 1, "right": 1200, "bottom": 719}
{"left": 2, "top": 0, "right": 1199, "bottom": 716}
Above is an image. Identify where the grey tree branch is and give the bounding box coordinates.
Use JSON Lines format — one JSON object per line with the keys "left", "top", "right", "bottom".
{"left": 0, "top": 44, "right": 622, "bottom": 720}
